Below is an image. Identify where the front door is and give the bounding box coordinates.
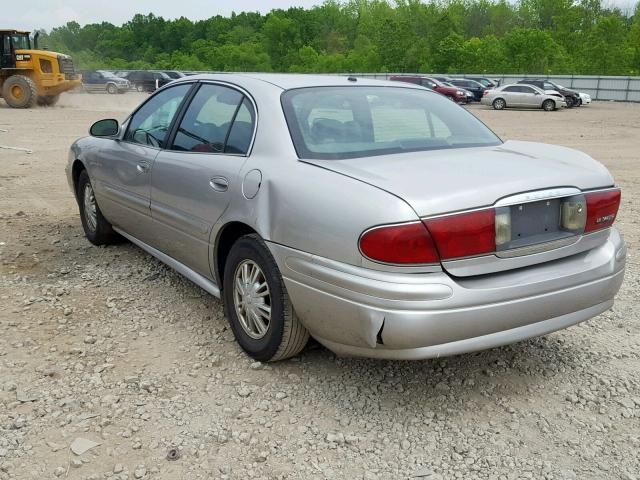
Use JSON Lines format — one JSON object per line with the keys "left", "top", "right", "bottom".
{"left": 150, "top": 83, "right": 256, "bottom": 278}
{"left": 519, "top": 86, "right": 540, "bottom": 107}
{"left": 91, "top": 83, "right": 193, "bottom": 245}
{"left": 1, "top": 35, "right": 16, "bottom": 69}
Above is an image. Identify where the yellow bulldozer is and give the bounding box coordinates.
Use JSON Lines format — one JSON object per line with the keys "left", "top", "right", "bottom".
{"left": 0, "top": 29, "right": 81, "bottom": 108}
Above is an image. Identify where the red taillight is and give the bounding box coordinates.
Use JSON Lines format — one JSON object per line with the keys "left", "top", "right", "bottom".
{"left": 424, "top": 209, "right": 495, "bottom": 260}
{"left": 483, "top": 90, "right": 490, "bottom": 96}
{"left": 359, "top": 222, "right": 439, "bottom": 264}
{"left": 585, "top": 189, "right": 621, "bottom": 232}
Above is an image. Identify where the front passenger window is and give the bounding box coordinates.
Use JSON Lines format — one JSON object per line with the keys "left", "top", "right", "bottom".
{"left": 124, "top": 84, "right": 191, "bottom": 148}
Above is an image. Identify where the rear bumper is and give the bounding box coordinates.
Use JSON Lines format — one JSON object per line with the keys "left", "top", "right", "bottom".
{"left": 268, "top": 228, "right": 625, "bottom": 360}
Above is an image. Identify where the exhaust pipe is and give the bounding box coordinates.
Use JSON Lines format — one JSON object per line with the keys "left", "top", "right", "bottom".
{"left": 33, "top": 32, "right": 40, "bottom": 50}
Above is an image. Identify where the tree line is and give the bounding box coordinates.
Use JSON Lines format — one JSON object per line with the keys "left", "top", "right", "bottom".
{"left": 38, "top": 0, "right": 640, "bottom": 76}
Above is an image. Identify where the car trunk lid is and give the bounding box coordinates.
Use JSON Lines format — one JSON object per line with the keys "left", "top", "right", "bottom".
{"left": 303, "top": 140, "right": 616, "bottom": 276}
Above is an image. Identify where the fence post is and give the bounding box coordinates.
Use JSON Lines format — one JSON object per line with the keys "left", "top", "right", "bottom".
{"left": 625, "top": 77, "right": 631, "bottom": 102}
{"left": 595, "top": 76, "right": 601, "bottom": 101}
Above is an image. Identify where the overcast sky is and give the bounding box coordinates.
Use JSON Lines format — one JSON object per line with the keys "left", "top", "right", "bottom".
{"left": 4, "top": 0, "right": 638, "bottom": 32}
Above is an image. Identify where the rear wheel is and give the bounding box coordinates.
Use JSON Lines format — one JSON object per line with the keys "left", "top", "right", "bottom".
{"left": 2, "top": 75, "right": 37, "bottom": 108}
{"left": 36, "top": 95, "right": 60, "bottom": 106}
{"left": 76, "top": 170, "right": 119, "bottom": 246}
{"left": 106, "top": 83, "right": 118, "bottom": 94}
{"left": 542, "top": 99, "right": 556, "bottom": 111}
{"left": 223, "top": 234, "right": 309, "bottom": 362}
{"left": 492, "top": 98, "right": 506, "bottom": 110}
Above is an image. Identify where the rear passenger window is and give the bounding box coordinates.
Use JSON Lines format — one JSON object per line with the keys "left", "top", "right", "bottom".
{"left": 172, "top": 84, "right": 254, "bottom": 154}
{"left": 225, "top": 98, "right": 255, "bottom": 154}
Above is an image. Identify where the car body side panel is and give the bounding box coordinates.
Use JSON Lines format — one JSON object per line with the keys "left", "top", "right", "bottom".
{"left": 209, "top": 153, "right": 423, "bottom": 274}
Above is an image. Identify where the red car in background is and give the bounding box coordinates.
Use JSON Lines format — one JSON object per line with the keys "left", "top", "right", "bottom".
{"left": 389, "top": 75, "right": 468, "bottom": 104}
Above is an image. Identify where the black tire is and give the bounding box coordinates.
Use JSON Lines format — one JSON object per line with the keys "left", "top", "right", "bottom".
{"left": 542, "top": 99, "right": 556, "bottom": 111}
{"left": 565, "top": 96, "right": 575, "bottom": 108}
{"left": 2, "top": 75, "right": 38, "bottom": 108}
{"left": 577, "top": 98, "right": 582, "bottom": 107}
{"left": 36, "top": 95, "right": 60, "bottom": 106}
{"left": 106, "top": 83, "right": 118, "bottom": 94}
{"left": 76, "top": 170, "right": 119, "bottom": 246}
{"left": 492, "top": 98, "right": 506, "bottom": 110}
{"left": 136, "top": 84, "right": 145, "bottom": 93}
{"left": 223, "top": 234, "right": 309, "bottom": 362}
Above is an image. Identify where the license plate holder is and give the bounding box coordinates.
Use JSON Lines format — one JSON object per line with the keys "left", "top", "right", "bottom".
{"left": 496, "top": 198, "right": 578, "bottom": 251}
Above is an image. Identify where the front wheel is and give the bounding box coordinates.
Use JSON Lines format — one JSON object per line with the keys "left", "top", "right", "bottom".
{"left": 2, "top": 75, "right": 37, "bottom": 108}
{"left": 76, "top": 170, "right": 119, "bottom": 246}
{"left": 106, "top": 84, "right": 118, "bottom": 94}
{"left": 492, "top": 98, "right": 506, "bottom": 110}
{"left": 223, "top": 234, "right": 309, "bottom": 362}
{"left": 136, "top": 84, "right": 145, "bottom": 93}
{"left": 565, "top": 96, "right": 575, "bottom": 108}
{"left": 542, "top": 99, "right": 556, "bottom": 111}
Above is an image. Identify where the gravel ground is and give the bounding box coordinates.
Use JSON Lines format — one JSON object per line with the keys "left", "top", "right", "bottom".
{"left": 0, "top": 93, "right": 639, "bottom": 480}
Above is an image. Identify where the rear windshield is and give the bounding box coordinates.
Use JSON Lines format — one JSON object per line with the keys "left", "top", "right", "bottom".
{"left": 281, "top": 86, "right": 501, "bottom": 160}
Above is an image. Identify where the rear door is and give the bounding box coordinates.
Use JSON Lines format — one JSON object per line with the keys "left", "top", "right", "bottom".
{"left": 92, "top": 83, "right": 193, "bottom": 245}
{"left": 501, "top": 86, "right": 522, "bottom": 106}
{"left": 150, "top": 82, "right": 256, "bottom": 278}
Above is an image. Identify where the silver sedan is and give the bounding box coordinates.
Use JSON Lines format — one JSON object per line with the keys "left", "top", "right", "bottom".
{"left": 66, "top": 74, "right": 625, "bottom": 361}
{"left": 482, "top": 83, "right": 567, "bottom": 111}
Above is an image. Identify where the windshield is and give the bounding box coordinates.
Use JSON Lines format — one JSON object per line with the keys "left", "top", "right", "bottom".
{"left": 282, "top": 86, "right": 501, "bottom": 160}
{"left": 98, "top": 71, "right": 118, "bottom": 79}
{"left": 11, "top": 34, "right": 31, "bottom": 50}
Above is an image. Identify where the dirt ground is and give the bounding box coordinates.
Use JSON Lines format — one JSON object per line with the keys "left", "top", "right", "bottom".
{"left": 0, "top": 92, "right": 639, "bottom": 480}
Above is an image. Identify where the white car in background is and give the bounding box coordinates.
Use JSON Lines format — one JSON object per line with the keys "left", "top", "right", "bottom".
{"left": 579, "top": 92, "right": 592, "bottom": 105}
{"left": 554, "top": 84, "right": 592, "bottom": 106}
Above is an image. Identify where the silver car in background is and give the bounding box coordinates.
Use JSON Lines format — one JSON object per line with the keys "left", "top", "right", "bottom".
{"left": 66, "top": 74, "right": 625, "bottom": 362}
{"left": 482, "top": 83, "right": 567, "bottom": 111}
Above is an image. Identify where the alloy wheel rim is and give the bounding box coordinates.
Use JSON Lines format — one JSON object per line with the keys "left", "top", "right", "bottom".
{"left": 233, "top": 260, "right": 271, "bottom": 339}
{"left": 83, "top": 183, "right": 98, "bottom": 232}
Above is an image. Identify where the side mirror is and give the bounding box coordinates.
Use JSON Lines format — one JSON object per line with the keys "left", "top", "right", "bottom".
{"left": 90, "top": 119, "right": 119, "bottom": 137}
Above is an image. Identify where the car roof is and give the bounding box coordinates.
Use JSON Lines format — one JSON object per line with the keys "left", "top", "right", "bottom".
{"left": 0, "top": 30, "right": 30, "bottom": 34}
{"left": 173, "top": 73, "right": 426, "bottom": 91}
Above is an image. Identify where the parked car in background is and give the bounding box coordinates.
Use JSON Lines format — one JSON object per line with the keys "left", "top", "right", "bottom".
{"left": 389, "top": 75, "right": 467, "bottom": 103}
{"left": 448, "top": 78, "right": 486, "bottom": 101}
{"left": 442, "top": 82, "right": 474, "bottom": 103}
{"left": 517, "top": 79, "right": 580, "bottom": 107}
{"left": 430, "top": 76, "right": 453, "bottom": 83}
{"left": 163, "top": 70, "right": 186, "bottom": 80}
{"left": 578, "top": 92, "right": 592, "bottom": 105}
{"left": 466, "top": 77, "right": 499, "bottom": 88}
{"left": 67, "top": 74, "right": 624, "bottom": 362}
{"left": 482, "top": 84, "right": 566, "bottom": 111}
{"left": 81, "top": 70, "right": 130, "bottom": 94}
{"left": 123, "top": 70, "right": 172, "bottom": 92}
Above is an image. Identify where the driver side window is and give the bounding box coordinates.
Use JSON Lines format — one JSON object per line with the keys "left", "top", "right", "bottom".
{"left": 124, "top": 84, "right": 191, "bottom": 148}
